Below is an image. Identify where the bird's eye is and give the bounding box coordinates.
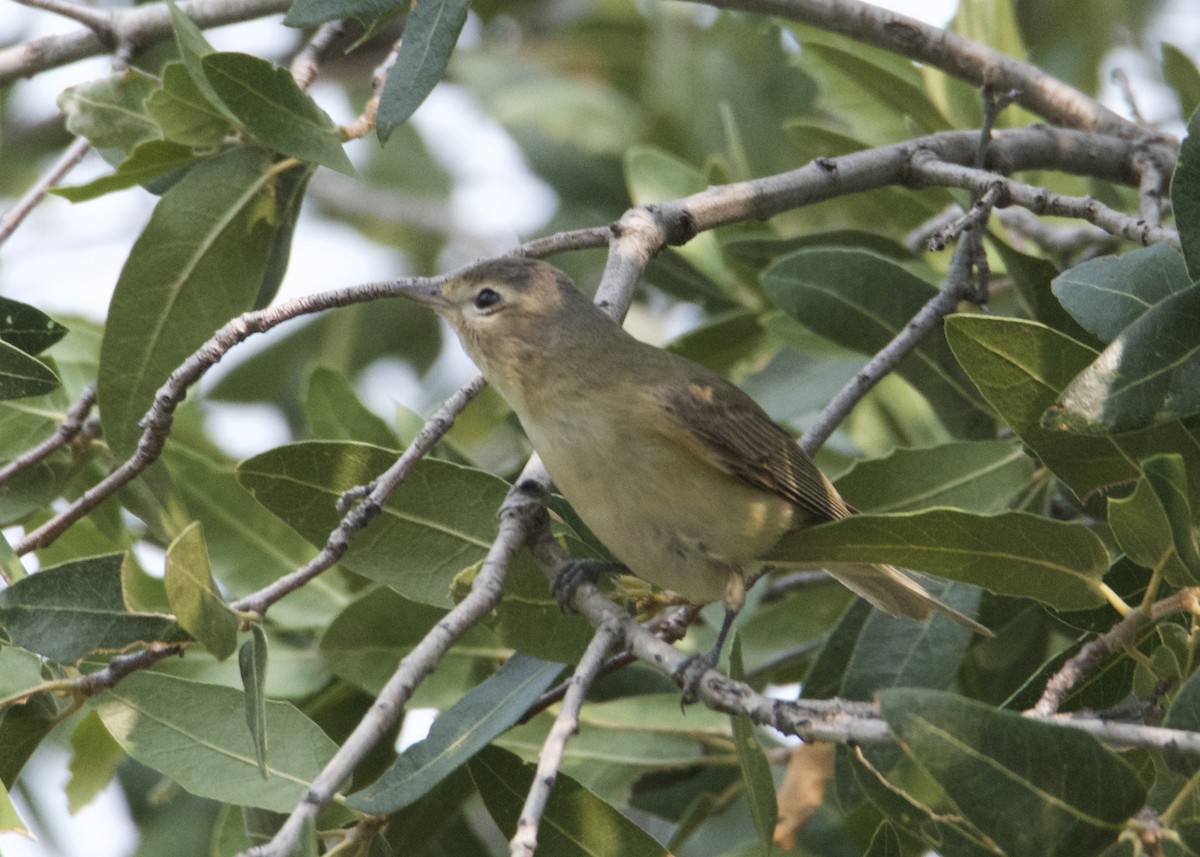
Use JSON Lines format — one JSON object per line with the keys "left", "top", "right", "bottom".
{"left": 473, "top": 288, "right": 501, "bottom": 310}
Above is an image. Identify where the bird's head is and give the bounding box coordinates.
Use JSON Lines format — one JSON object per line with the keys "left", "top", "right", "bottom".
{"left": 394, "top": 256, "right": 610, "bottom": 391}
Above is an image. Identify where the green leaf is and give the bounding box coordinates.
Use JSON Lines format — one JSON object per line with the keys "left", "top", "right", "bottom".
{"left": 0, "top": 340, "right": 60, "bottom": 400}
{"left": 483, "top": 551, "right": 595, "bottom": 663}
{"left": 763, "top": 248, "right": 994, "bottom": 438}
{"left": 879, "top": 689, "right": 1145, "bottom": 857}
{"left": 0, "top": 298, "right": 68, "bottom": 356}
{"left": 98, "top": 146, "right": 280, "bottom": 458}
{"left": 92, "top": 671, "right": 337, "bottom": 812}
{"left": 166, "top": 0, "right": 236, "bottom": 125}
{"left": 347, "top": 654, "right": 564, "bottom": 813}
{"left": 1165, "top": 668, "right": 1200, "bottom": 775}
{"left": 0, "top": 646, "right": 46, "bottom": 705}
{"left": 0, "top": 779, "right": 27, "bottom": 837}
{"left": 0, "top": 554, "right": 182, "bottom": 663}
{"left": 1173, "top": 106, "right": 1200, "bottom": 280}
{"left": 236, "top": 441, "right": 509, "bottom": 607}
{"left": 376, "top": 0, "right": 472, "bottom": 142}
{"left": 51, "top": 140, "right": 199, "bottom": 203}
{"left": 304, "top": 366, "right": 399, "bottom": 447}
{"left": 834, "top": 439, "right": 1034, "bottom": 514}
{"left": 65, "top": 711, "right": 124, "bottom": 813}
{"left": 1051, "top": 244, "right": 1192, "bottom": 342}
{"left": 165, "top": 521, "right": 239, "bottom": 660}
{"left": 729, "top": 636, "right": 777, "bottom": 855}
{"left": 240, "top": 624, "right": 269, "bottom": 779}
{"left": 57, "top": 68, "right": 160, "bottom": 153}
{"left": 256, "top": 160, "right": 315, "bottom": 309}
{"left": 497, "top": 695, "right": 719, "bottom": 802}
{"left": 765, "top": 508, "right": 1110, "bottom": 610}
{"left": 946, "top": 314, "right": 1200, "bottom": 503}
{"left": 802, "top": 41, "right": 953, "bottom": 134}
{"left": 624, "top": 147, "right": 737, "bottom": 297}
{"left": 469, "top": 745, "right": 667, "bottom": 857}
{"left": 1108, "top": 455, "right": 1199, "bottom": 585}
{"left": 285, "top": 0, "right": 406, "bottom": 30}
{"left": 201, "top": 53, "right": 355, "bottom": 175}
{"left": 1164, "top": 44, "right": 1200, "bottom": 120}
{"left": 1043, "top": 284, "right": 1200, "bottom": 434}
{"left": 147, "top": 61, "right": 232, "bottom": 147}
{"left": 320, "top": 587, "right": 503, "bottom": 707}
{"left": 864, "top": 822, "right": 902, "bottom": 857}
{"left": 165, "top": 443, "right": 352, "bottom": 630}
{"left": 990, "top": 237, "right": 1095, "bottom": 343}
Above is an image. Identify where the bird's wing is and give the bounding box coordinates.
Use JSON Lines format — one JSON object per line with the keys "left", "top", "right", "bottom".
{"left": 654, "top": 378, "right": 849, "bottom": 524}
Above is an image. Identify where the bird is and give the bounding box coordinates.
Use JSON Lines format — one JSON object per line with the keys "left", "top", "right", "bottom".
{"left": 394, "top": 256, "right": 988, "bottom": 693}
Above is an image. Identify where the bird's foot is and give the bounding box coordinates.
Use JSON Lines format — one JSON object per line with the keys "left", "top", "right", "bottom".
{"left": 674, "top": 648, "right": 719, "bottom": 706}
{"left": 551, "top": 559, "right": 626, "bottom": 612}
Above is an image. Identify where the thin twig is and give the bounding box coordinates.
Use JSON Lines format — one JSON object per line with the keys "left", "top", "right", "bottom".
{"left": 1133, "top": 147, "right": 1168, "bottom": 228}
{"left": 762, "top": 570, "right": 833, "bottom": 602}
{"left": 1028, "top": 588, "right": 1200, "bottom": 717}
{"left": 0, "top": 383, "right": 96, "bottom": 488}
{"left": 0, "top": 0, "right": 293, "bottom": 86}
{"left": 994, "top": 207, "right": 1118, "bottom": 257}
{"left": 232, "top": 375, "right": 486, "bottom": 617}
{"left": 800, "top": 236, "right": 983, "bottom": 456}
{"left": 926, "top": 181, "right": 1007, "bottom": 250}
{"left": 11, "top": 0, "right": 112, "bottom": 34}
{"left": 13, "top": 278, "right": 414, "bottom": 555}
{"left": 0, "top": 137, "right": 91, "bottom": 247}
{"left": 909, "top": 152, "right": 1180, "bottom": 249}
{"left": 290, "top": 20, "right": 348, "bottom": 91}
{"left": 240, "top": 470, "right": 549, "bottom": 857}
{"left": 510, "top": 620, "right": 622, "bottom": 857}
{"left": 692, "top": 0, "right": 1143, "bottom": 139}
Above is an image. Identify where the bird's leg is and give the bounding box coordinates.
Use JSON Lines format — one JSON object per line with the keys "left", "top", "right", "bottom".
{"left": 552, "top": 558, "right": 628, "bottom": 612}
{"left": 674, "top": 570, "right": 747, "bottom": 703}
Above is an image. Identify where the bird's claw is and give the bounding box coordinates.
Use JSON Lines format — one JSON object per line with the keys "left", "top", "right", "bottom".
{"left": 551, "top": 559, "right": 623, "bottom": 612}
{"left": 674, "top": 650, "right": 719, "bottom": 706}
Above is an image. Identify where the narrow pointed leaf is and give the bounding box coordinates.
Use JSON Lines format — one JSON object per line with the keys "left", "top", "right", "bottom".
{"left": 1051, "top": 244, "right": 1191, "bottom": 343}
{"left": 1108, "top": 454, "right": 1198, "bottom": 586}
{"left": 865, "top": 822, "right": 903, "bottom": 857}
{"left": 166, "top": 0, "right": 237, "bottom": 124}
{"left": 93, "top": 671, "right": 337, "bottom": 812}
{"left": 1044, "top": 284, "right": 1200, "bottom": 434}
{"left": 766, "top": 508, "right": 1109, "bottom": 609}
{"left": 65, "top": 711, "right": 124, "bottom": 813}
{"left": 0, "top": 780, "right": 26, "bottom": 836}
{"left": 165, "top": 521, "right": 239, "bottom": 660}
{"left": 879, "top": 689, "right": 1145, "bottom": 857}
{"left": 946, "top": 314, "right": 1200, "bottom": 504}
{"left": 304, "top": 366, "right": 399, "bottom": 448}
{"left": 320, "top": 587, "right": 504, "bottom": 706}
{"left": 240, "top": 624, "right": 269, "bottom": 778}
{"left": 764, "top": 249, "right": 994, "bottom": 438}
{"left": 1172, "top": 106, "right": 1200, "bottom": 280}
{"left": 469, "top": 745, "right": 667, "bottom": 857}
{"left": 376, "top": 0, "right": 472, "bottom": 141}
{"left": 0, "top": 554, "right": 182, "bottom": 663}
{"left": 729, "top": 636, "right": 777, "bottom": 854}
{"left": 201, "top": 53, "right": 355, "bottom": 175}
{"left": 1164, "top": 44, "right": 1200, "bottom": 120}
{"left": 285, "top": 0, "right": 408, "bottom": 28}
{"left": 0, "top": 299, "right": 67, "bottom": 356}
{"left": 991, "top": 238, "right": 1093, "bottom": 344}
{"left": 0, "top": 342, "right": 60, "bottom": 400}
{"left": 834, "top": 439, "right": 1033, "bottom": 514}
{"left": 236, "top": 441, "right": 510, "bottom": 607}
{"left": 51, "top": 140, "right": 199, "bottom": 203}
{"left": 347, "top": 654, "right": 563, "bottom": 813}
{"left": 98, "top": 146, "right": 279, "bottom": 457}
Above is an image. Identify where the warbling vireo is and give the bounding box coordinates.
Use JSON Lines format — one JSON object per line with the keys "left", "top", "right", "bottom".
{"left": 396, "top": 257, "right": 987, "bottom": 689}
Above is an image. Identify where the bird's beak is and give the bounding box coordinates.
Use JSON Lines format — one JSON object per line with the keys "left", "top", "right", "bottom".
{"left": 393, "top": 280, "right": 452, "bottom": 310}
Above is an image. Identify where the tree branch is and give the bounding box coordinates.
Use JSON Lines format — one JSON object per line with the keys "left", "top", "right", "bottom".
{"left": 0, "top": 135, "right": 91, "bottom": 247}
{"left": 1028, "top": 588, "right": 1200, "bottom": 717}
{"left": 693, "top": 0, "right": 1144, "bottom": 139}
{"left": 510, "top": 619, "right": 621, "bottom": 857}
{"left": 0, "top": 382, "right": 96, "bottom": 488}
{"left": 0, "top": 0, "right": 292, "bottom": 86}
{"left": 240, "top": 468, "right": 549, "bottom": 857}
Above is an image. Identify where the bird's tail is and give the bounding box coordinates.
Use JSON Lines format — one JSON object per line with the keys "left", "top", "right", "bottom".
{"left": 823, "top": 562, "right": 991, "bottom": 636}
